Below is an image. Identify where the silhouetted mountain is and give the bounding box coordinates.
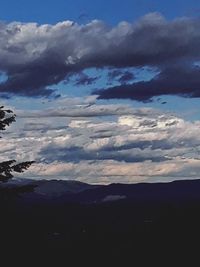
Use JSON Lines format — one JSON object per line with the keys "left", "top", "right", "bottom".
{"left": 1, "top": 179, "right": 200, "bottom": 264}
{"left": 4, "top": 178, "right": 200, "bottom": 204}
{"left": 60, "top": 179, "right": 200, "bottom": 204}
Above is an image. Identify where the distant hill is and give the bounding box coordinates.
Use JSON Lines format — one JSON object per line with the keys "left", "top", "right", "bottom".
{"left": 2, "top": 178, "right": 200, "bottom": 204}
{"left": 1, "top": 178, "right": 200, "bottom": 263}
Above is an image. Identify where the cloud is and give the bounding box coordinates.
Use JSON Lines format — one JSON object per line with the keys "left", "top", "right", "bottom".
{"left": 107, "top": 70, "right": 125, "bottom": 81}
{"left": 1, "top": 13, "right": 200, "bottom": 97}
{"left": 118, "top": 71, "right": 135, "bottom": 84}
{"left": 1, "top": 99, "right": 200, "bottom": 183}
{"left": 15, "top": 158, "right": 200, "bottom": 184}
{"left": 73, "top": 72, "right": 99, "bottom": 86}
{"left": 96, "top": 65, "right": 200, "bottom": 101}
{"left": 107, "top": 70, "right": 135, "bottom": 85}
{"left": 17, "top": 103, "right": 150, "bottom": 118}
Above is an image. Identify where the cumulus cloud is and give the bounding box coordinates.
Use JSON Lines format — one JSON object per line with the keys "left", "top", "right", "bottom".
{"left": 1, "top": 13, "right": 200, "bottom": 98}
{"left": 1, "top": 99, "right": 200, "bottom": 183}
{"left": 14, "top": 158, "right": 200, "bottom": 184}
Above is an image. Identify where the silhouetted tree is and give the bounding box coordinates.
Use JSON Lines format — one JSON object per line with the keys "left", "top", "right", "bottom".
{"left": 0, "top": 106, "right": 34, "bottom": 182}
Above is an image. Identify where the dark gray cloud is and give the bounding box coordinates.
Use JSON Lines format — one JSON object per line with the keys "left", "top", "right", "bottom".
{"left": 107, "top": 70, "right": 124, "bottom": 80}
{"left": 1, "top": 13, "right": 200, "bottom": 97}
{"left": 74, "top": 72, "right": 99, "bottom": 86}
{"left": 95, "top": 65, "right": 200, "bottom": 101}
{"left": 107, "top": 70, "right": 135, "bottom": 84}
{"left": 118, "top": 71, "right": 135, "bottom": 84}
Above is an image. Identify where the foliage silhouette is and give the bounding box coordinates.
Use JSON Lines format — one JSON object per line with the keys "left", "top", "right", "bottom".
{"left": 0, "top": 106, "right": 34, "bottom": 182}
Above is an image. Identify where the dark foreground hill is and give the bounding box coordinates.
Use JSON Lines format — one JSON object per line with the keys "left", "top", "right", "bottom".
{"left": 1, "top": 178, "right": 200, "bottom": 264}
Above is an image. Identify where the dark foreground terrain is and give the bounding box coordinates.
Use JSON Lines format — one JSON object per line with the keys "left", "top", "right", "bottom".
{"left": 0, "top": 179, "right": 200, "bottom": 264}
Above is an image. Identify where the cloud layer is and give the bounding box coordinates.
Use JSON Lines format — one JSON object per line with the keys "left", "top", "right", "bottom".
{"left": 96, "top": 65, "right": 200, "bottom": 101}
{"left": 1, "top": 98, "right": 200, "bottom": 183}
{"left": 1, "top": 13, "right": 200, "bottom": 99}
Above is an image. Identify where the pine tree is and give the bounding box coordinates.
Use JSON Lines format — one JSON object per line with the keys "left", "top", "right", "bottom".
{"left": 0, "top": 106, "right": 34, "bottom": 182}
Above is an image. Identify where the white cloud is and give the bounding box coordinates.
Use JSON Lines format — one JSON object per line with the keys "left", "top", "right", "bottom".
{"left": 16, "top": 158, "right": 200, "bottom": 184}
{"left": 1, "top": 98, "right": 200, "bottom": 183}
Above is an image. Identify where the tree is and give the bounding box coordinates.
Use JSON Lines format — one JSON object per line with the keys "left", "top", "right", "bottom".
{"left": 0, "top": 106, "right": 34, "bottom": 182}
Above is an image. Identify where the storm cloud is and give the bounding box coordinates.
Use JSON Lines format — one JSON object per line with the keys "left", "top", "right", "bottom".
{"left": 96, "top": 65, "right": 200, "bottom": 101}
{"left": 1, "top": 13, "right": 200, "bottom": 97}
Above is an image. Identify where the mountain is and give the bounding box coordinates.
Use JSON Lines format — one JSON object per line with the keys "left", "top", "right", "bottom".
{"left": 30, "top": 179, "right": 98, "bottom": 196}
{"left": 5, "top": 178, "right": 200, "bottom": 204}
{"left": 0, "top": 178, "right": 99, "bottom": 198}
{"left": 1, "top": 178, "right": 200, "bottom": 264}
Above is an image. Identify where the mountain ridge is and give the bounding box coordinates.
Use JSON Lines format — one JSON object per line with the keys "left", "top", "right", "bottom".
{"left": 2, "top": 177, "right": 200, "bottom": 204}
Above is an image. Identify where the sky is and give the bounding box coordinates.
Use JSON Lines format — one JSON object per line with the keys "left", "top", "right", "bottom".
{"left": 1, "top": 0, "right": 200, "bottom": 184}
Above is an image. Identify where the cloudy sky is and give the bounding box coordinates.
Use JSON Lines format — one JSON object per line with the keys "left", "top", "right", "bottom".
{"left": 1, "top": 0, "right": 200, "bottom": 184}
